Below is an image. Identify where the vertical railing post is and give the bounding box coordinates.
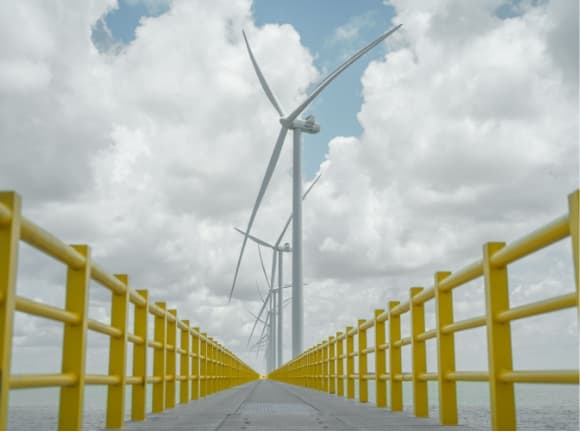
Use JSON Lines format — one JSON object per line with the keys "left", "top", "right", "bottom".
{"left": 329, "top": 336, "right": 335, "bottom": 394}
{"left": 569, "top": 191, "right": 579, "bottom": 300}
{"left": 388, "top": 302, "right": 402, "bottom": 411}
{"left": 58, "top": 245, "right": 90, "bottom": 430}
{"left": 323, "top": 341, "right": 329, "bottom": 392}
{"left": 358, "top": 319, "right": 368, "bottom": 403}
{"left": 483, "top": 243, "right": 515, "bottom": 430}
{"left": 435, "top": 271, "right": 457, "bottom": 425}
{"left": 166, "top": 309, "right": 177, "bottom": 409}
{"left": 192, "top": 327, "right": 200, "bottom": 400}
{"left": 131, "top": 289, "right": 148, "bottom": 421}
{"left": 0, "top": 193, "right": 20, "bottom": 431}
{"left": 374, "top": 309, "right": 386, "bottom": 408}
{"left": 200, "top": 333, "right": 208, "bottom": 397}
{"left": 180, "top": 320, "right": 190, "bottom": 403}
{"left": 106, "top": 274, "right": 129, "bottom": 429}
{"left": 336, "top": 332, "right": 344, "bottom": 397}
{"left": 152, "top": 302, "right": 166, "bottom": 413}
{"left": 410, "top": 287, "right": 428, "bottom": 417}
{"left": 346, "top": 326, "right": 354, "bottom": 399}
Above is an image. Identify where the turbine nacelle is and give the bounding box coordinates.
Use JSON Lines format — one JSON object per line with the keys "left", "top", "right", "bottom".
{"left": 280, "top": 115, "right": 320, "bottom": 134}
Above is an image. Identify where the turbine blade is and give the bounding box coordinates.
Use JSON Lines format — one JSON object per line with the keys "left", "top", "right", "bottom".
{"left": 229, "top": 125, "right": 289, "bottom": 301}
{"left": 255, "top": 280, "right": 265, "bottom": 303}
{"left": 286, "top": 24, "right": 402, "bottom": 122}
{"left": 257, "top": 245, "right": 271, "bottom": 289}
{"left": 234, "top": 227, "right": 275, "bottom": 249}
{"left": 275, "top": 170, "right": 324, "bottom": 246}
{"left": 247, "top": 291, "right": 272, "bottom": 344}
{"left": 242, "top": 30, "right": 285, "bottom": 117}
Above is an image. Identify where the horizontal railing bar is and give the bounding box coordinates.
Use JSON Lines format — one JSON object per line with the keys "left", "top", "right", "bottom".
{"left": 10, "top": 373, "right": 76, "bottom": 389}
{"left": 416, "top": 329, "right": 436, "bottom": 342}
{"left": 0, "top": 201, "right": 11, "bottom": 225}
{"left": 491, "top": 215, "right": 569, "bottom": 267}
{"left": 446, "top": 371, "right": 489, "bottom": 382}
{"left": 147, "top": 376, "right": 162, "bottom": 384}
{"left": 378, "top": 374, "right": 390, "bottom": 381}
{"left": 177, "top": 320, "right": 188, "bottom": 331}
{"left": 347, "top": 328, "right": 357, "bottom": 337}
{"left": 362, "top": 374, "right": 376, "bottom": 380}
{"left": 363, "top": 346, "right": 375, "bottom": 354}
{"left": 15, "top": 297, "right": 80, "bottom": 324}
{"left": 496, "top": 293, "right": 577, "bottom": 323}
{"left": 375, "top": 310, "right": 388, "bottom": 322}
{"left": 128, "top": 289, "right": 146, "bottom": 307}
{"left": 394, "top": 373, "right": 413, "bottom": 382}
{"left": 418, "top": 372, "right": 438, "bottom": 381}
{"left": 393, "top": 337, "right": 411, "bottom": 348}
{"left": 442, "top": 315, "right": 486, "bottom": 335}
{"left": 91, "top": 265, "right": 125, "bottom": 295}
{"left": 85, "top": 375, "right": 121, "bottom": 385}
{"left": 359, "top": 319, "right": 374, "bottom": 331}
{"left": 391, "top": 301, "right": 410, "bottom": 316}
{"left": 413, "top": 287, "right": 435, "bottom": 305}
{"left": 128, "top": 333, "right": 144, "bottom": 345}
{"left": 20, "top": 218, "right": 85, "bottom": 269}
{"left": 439, "top": 260, "right": 483, "bottom": 292}
{"left": 500, "top": 370, "right": 579, "bottom": 384}
{"left": 147, "top": 340, "right": 162, "bottom": 349}
{"left": 378, "top": 342, "right": 389, "bottom": 351}
{"left": 125, "top": 376, "right": 143, "bottom": 385}
{"left": 148, "top": 303, "right": 165, "bottom": 317}
{"left": 88, "top": 319, "right": 122, "bottom": 338}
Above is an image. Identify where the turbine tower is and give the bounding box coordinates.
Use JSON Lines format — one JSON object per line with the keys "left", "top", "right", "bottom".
{"left": 231, "top": 24, "right": 402, "bottom": 357}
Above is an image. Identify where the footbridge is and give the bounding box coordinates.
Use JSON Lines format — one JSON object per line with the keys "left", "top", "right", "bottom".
{"left": 0, "top": 190, "right": 578, "bottom": 430}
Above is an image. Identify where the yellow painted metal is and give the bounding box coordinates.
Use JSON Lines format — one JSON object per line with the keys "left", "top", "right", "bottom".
{"left": 388, "top": 302, "right": 402, "bottom": 411}
{"left": 435, "top": 271, "right": 457, "bottom": 425}
{"left": 346, "top": 326, "right": 354, "bottom": 399}
{"left": 329, "top": 336, "right": 335, "bottom": 394}
{"left": 15, "top": 297, "right": 79, "bottom": 324}
{"left": 200, "top": 332, "right": 208, "bottom": 397}
{"left": 153, "top": 302, "right": 167, "bottom": 413}
{"left": 323, "top": 341, "right": 329, "bottom": 392}
{"left": 442, "top": 315, "right": 486, "bottom": 334}
{"left": 10, "top": 373, "right": 76, "bottom": 388}
{"left": 106, "top": 274, "right": 129, "bottom": 429}
{"left": 180, "top": 320, "right": 190, "bottom": 403}
{"left": 91, "top": 264, "right": 125, "bottom": 295}
{"left": 410, "top": 287, "right": 428, "bottom": 417}
{"left": 374, "top": 309, "right": 386, "bottom": 408}
{"left": 446, "top": 371, "right": 489, "bottom": 381}
{"left": 0, "top": 193, "right": 19, "bottom": 430}
{"left": 438, "top": 260, "right": 483, "bottom": 292}
{"left": 569, "top": 191, "right": 579, "bottom": 315}
{"left": 496, "top": 293, "right": 577, "bottom": 323}
{"left": 484, "top": 242, "right": 516, "bottom": 430}
{"left": 58, "top": 245, "right": 90, "bottom": 430}
{"left": 131, "top": 289, "right": 148, "bottom": 422}
{"left": 192, "top": 327, "right": 200, "bottom": 400}
{"left": 336, "top": 332, "right": 344, "bottom": 397}
{"left": 358, "top": 319, "right": 368, "bottom": 403}
{"left": 166, "top": 309, "right": 177, "bottom": 409}
{"left": 499, "top": 370, "right": 579, "bottom": 383}
{"left": 88, "top": 318, "right": 123, "bottom": 338}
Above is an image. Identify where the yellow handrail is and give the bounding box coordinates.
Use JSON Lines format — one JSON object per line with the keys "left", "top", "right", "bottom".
{"left": 0, "top": 191, "right": 259, "bottom": 431}
{"left": 269, "top": 190, "right": 579, "bottom": 431}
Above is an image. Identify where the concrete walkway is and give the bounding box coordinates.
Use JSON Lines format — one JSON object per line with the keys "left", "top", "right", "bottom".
{"left": 123, "top": 380, "right": 467, "bottom": 430}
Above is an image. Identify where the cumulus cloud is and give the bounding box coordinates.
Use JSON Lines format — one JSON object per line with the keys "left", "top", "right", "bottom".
{"left": 0, "top": 0, "right": 577, "bottom": 379}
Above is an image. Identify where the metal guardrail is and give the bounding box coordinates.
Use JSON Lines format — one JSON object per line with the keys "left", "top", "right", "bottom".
{"left": 269, "top": 190, "right": 579, "bottom": 430}
{"left": 0, "top": 191, "right": 259, "bottom": 430}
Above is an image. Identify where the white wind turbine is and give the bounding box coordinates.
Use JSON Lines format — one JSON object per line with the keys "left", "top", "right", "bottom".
{"left": 231, "top": 24, "right": 402, "bottom": 357}
{"left": 236, "top": 172, "right": 322, "bottom": 367}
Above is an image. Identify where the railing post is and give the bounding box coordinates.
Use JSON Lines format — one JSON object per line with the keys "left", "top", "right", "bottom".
{"left": 200, "top": 333, "right": 208, "bottom": 397}
{"left": 152, "top": 302, "right": 166, "bottom": 413}
{"left": 374, "top": 309, "right": 386, "bottom": 408}
{"left": 180, "top": 320, "right": 190, "bottom": 403}
{"left": 192, "top": 327, "right": 200, "bottom": 400}
{"left": 106, "top": 274, "right": 129, "bottom": 429}
{"left": 410, "top": 287, "right": 428, "bottom": 417}
{"left": 166, "top": 309, "right": 177, "bottom": 409}
{"left": 336, "top": 332, "right": 344, "bottom": 397}
{"left": 388, "top": 302, "right": 402, "bottom": 411}
{"left": 131, "top": 290, "right": 148, "bottom": 421}
{"left": 317, "top": 343, "right": 322, "bottom": 391}
{"left": 435, "top": 271, "right": 457, "bottom": 425}
{"left": 58, "top": 245, "right": 90, "bottom": 430}
{"left": 329, "top": 336, "right": 335, "bottom": 394}
{"left": 483, "top": 243, "right": 515, "bottom": 430}
{"left": 346, "top": 326, "right": 354, "bottom": 399}
{"left": 358, "top": 319, "right": 368, "bottom": 403}
{"left": 323, "top": 341, "right": 329, "bottom": 392}
{"left": 569, "top": 191, "right": 579, "bottom": 299}
{"left": 0, "top": 192, "right": 20, "bottom": 430}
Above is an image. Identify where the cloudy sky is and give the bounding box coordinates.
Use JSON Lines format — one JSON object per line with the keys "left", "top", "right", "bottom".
{"left": 1, "top": 0, "right": 578, "bottom": 416}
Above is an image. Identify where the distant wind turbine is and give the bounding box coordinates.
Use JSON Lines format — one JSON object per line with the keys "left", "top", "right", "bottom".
{"left": 231, "top": 24, "right": 402, "bottom": 356}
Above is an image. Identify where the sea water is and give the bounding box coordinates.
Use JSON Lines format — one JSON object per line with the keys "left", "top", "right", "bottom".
{"left": 6, "top": 382, "right": 579, "bottom": 430}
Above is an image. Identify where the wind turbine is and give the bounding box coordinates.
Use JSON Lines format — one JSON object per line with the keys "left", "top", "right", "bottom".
{"left": 231, "top": 24, "right": 402, "bottom": 356}
{"left": 236, "top": 172, "right": 322, "bottom": 367}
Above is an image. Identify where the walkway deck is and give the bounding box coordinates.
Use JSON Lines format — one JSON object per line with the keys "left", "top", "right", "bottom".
{"left": 124, "top": 380, "right": 466, "bottom": 430}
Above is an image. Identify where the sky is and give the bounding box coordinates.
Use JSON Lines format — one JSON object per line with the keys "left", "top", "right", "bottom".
{"left": 0, "top": 0, "right": 578, "bottom": 422}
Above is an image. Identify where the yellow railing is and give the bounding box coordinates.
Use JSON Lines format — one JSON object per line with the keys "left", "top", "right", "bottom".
{"left": 0, "top": 191, "right": 259, "bottom": 430}
{"left": 270, "top": 190, "right": 579, "bottom": 430}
